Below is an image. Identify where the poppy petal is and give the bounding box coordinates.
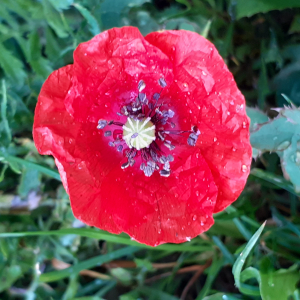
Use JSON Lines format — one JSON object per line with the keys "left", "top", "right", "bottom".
{"left": 70, "top": 145, "right": 217, "bottom": 246}
{"left": 145, "top": 30, "right": 252, "bottom": 212}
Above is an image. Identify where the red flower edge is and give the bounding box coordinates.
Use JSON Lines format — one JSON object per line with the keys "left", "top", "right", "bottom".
{"left": 33, "top": 27, "right": 252, "bottom": 246}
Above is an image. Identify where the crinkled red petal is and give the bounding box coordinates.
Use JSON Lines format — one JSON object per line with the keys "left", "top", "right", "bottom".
{"left": 34, "top": 27, "right": 251, "bottom": 246}
{"left": 145, "top": 30, "right": 252, "bottom": 213}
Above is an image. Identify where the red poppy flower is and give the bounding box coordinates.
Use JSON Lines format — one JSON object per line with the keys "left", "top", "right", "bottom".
{"left": 33, "top": 27, "right": 251, "bottom": 246}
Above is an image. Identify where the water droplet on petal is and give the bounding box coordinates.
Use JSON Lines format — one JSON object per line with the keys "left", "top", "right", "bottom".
{"left": 214, "top": 137, "right": 217, "bottom": 142}
{"left": 193, "top": 215, "right": 197, "bottom": 221}
{"left": 242, "top": 165, "right": 247, "bottom": 172}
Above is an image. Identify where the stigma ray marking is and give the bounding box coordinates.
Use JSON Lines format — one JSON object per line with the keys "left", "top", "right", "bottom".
{"left": 139, "top": 133, "right": 156, "bottom": 140}
{"left": 141, "top": 125, "right": 156, "bottom": 133}
{"left": 139, "top": 117, "right": 151, "bottom": 131}
{"left": 123, "top": 125, "right": 132, "bottom": 131}
{"left": 127, "top": 117, "right": 135, "bottom": 130}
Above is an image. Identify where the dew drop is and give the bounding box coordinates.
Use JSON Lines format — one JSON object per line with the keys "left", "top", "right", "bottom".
{"left": 236, "top": 104, "right": 244, "bottom": 112}
{"left": 242, "top": 165, "right": 247, "bottom": 172}
{"left": 213, "top": 137, "right": 217, "bottom": 142}
{"left": 186, "top": 237, "right": 191, "bottom": 241}
{"left": 195, "top": 191, "right": 199, "bottom": 197}
{"left": 232, "top": 147, "right": 236, "bottom": 152}
{"left": 193, "top": 215, "right": 197, "bottom": 221}
{"left": 158, "top": 229, "right": 161, "bottom": 234}
{"left": 202, "top": 70, "right": 207, "bottom": 76}
{"left": 242, "top": 121, "right": 246, "bottom": 128}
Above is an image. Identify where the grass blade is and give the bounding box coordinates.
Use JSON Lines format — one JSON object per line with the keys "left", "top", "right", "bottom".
{"left": 232, "top": 221, "right": 266, "bottom": 296}
{"left": 0, "top": 228, "right": 213, "bottom": 252}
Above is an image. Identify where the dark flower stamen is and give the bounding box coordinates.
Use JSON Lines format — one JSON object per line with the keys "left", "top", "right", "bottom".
{"left": 97, "top": 78, "right": 199, "bottom": 177}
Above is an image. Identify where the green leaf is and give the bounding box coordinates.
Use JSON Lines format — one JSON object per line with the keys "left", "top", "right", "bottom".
{"left": 250, "top": 108, "right": 300, "bottom": 152}
{"left": 0, "top": 44, "right": 26, "bottom": 85}
{"left": 73, "top": 3, "right": 101, "bottom": 36}
{"left": 17, "top": 156, "right": 42, "bottom": 197}
{"left": 232, "top": 221, "right": 266, "bottom": 296}
{"left": 250, "top": 168, "right": 300, "bottom": 196}
{"left": 246, "top": 107, "right": 269, "bottom": 132}
{"left": 42, "top": 0, "right": 69, "bottom": 38}
{"left": 0, "top": 154, "right": 61, "bottom": 181}
{"left": 0, "top": 228, "right": 213, "bottom": 253}
{"left": 0, "top": 265, "right": 22, "bottom": 292}
{"left": 236, "top": 0, "right": 300, "bottom": 19}
{"left": 98, "top": 0, "right": 149, "bottom": 29}
{"left": 110, "top": 268, "right": 132, "bottom": 286}
{"left": 260, "top": 259, "right": 300, "bottom": 300}
{"left": 48, "top": 0, "right": 74, "bottom": 11}
{"left": 282, "top": 136, "right": 300, "bottom": 193}
{"left": 28, "top": 31, "right": 53, "bottom": 78}
{"left": 0, "top": 80, "right": 11, "bottom": 146}
{"left": 250, "top": 107, "right": 300, "bottom": 192}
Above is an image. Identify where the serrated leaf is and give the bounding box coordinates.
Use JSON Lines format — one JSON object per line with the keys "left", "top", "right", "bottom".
{"left": 250, "top": 108, "right": 300, "bottom": 153}
{"left": 236, "top": 0, "right": 300, "bottom": 19}
{"left": 246, "top": 107, "right": 269, "bottom": 132}
{"left": 0, "top": 44, "right": 26, "bottom": 85}
{"left": 282, "top": 136, "right": 300, "bottom": 193}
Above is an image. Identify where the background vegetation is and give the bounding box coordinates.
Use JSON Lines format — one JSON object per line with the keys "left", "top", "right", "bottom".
{"left": 1, "top": 0, "right": 300, "bottom": 299}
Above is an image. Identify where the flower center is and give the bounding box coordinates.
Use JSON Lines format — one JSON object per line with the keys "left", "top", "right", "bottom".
{"left": 97, "top": 78, "right": 200, "bottom": 177}
{"left": 123, "top": 117, "right": 156, "bottom": 150}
